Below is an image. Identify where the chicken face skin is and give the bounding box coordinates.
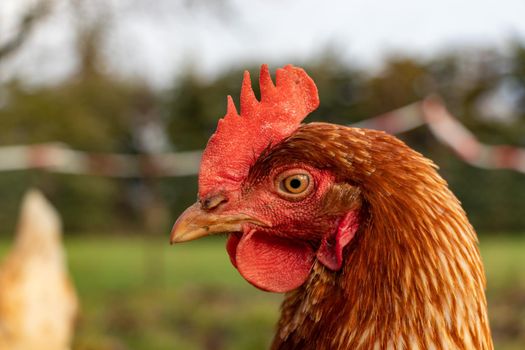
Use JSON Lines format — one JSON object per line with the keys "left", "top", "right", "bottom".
{"left": 172, "top": 124, "right": 363, "bottom": 292}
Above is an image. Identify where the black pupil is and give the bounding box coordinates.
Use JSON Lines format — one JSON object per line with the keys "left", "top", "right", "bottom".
{"left": 290, "top": 178, "right": 302, "bottom": 189}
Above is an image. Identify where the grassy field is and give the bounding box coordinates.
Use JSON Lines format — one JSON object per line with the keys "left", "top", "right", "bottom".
{"left": 2, "top": 234, "right": 525, "bottom": 349}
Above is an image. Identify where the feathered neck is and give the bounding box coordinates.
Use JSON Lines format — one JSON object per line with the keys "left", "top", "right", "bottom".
{"left": 271, "top": 124, "right": 493, "bottom": 350}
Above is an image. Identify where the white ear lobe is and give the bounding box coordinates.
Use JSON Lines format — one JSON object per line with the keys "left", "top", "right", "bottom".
{"left": 316, "top": 211, "right": 360, "bottom": 271}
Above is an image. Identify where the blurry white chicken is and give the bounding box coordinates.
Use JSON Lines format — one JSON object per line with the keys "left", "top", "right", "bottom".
{"left": 0, "top": 189, "right": 78, "bottom": 350}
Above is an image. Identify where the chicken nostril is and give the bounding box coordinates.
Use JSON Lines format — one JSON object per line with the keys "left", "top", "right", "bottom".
{"left": 201, "top": 194, "right": 228, "bottom": 211}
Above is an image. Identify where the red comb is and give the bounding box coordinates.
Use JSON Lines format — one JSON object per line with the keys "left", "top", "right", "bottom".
{"left": 198, "top": 64, "right": 319, "bottom": 198}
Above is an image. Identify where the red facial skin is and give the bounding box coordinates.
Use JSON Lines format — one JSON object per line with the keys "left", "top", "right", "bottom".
{"left": 214, "top": 164, "right": 360, "bottom": 292}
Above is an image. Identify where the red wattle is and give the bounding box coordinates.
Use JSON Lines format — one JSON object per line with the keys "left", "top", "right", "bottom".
{"left": 233, "top": 230, "right": 315, "bottom": 293}
{"left": 226, "top": 233, "right": 241, "bottom": 268}
{"left": 316, "top": 210, "right": 360, "bottom": 270}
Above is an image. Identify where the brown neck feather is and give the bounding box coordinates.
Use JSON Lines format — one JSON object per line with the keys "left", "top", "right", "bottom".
{"left": 270, "top": 124, "right": 493, "bottom": 350}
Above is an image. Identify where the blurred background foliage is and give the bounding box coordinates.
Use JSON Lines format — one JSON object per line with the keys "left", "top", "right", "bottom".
{"left": 1, "top": 1, "right": 525, "bottom": 349}
{"left": 1, "top": 38, "right": 525, "bottom": 233}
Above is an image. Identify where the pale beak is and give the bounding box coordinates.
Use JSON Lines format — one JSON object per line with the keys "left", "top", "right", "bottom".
{"left": 170, "top": 202, "right": 263, "bottom": 244}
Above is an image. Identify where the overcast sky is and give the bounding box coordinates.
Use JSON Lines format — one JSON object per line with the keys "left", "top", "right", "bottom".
{"left": 2, "top": 0, "right": 525, "bottom": 88}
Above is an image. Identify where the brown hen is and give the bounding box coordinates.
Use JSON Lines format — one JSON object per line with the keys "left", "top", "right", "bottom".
{"left": 171, "top": 65, "right": 493, "bottom": 349}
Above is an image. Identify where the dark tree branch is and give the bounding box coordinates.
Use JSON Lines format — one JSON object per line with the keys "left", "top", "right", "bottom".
{"left": 0, "top": 0, "right": 52, "bottom": 62}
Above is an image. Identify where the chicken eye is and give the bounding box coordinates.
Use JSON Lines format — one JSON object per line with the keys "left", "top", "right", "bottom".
{"left": 277, "top": 172, "right": 312, "bottom": 198}
{"left": 283, "top": 175, "right": 309, "bottom": 193}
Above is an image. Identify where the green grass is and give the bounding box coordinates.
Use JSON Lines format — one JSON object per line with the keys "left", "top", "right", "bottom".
{"left": 480, "top": 235, "right": 525, "bottom": 290}
{"left": 64, "top": 236, "right": 281, "bottom": 350}
{"left": 478, "top": 236, "right": 525, "bottom": 350}
{"left": 1, "top": 234, "right": 525, "bottom": 349}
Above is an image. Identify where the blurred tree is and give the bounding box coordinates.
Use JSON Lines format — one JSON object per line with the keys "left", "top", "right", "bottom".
{"left": 0, "top": 0, "right": 150, "bottom": 233}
